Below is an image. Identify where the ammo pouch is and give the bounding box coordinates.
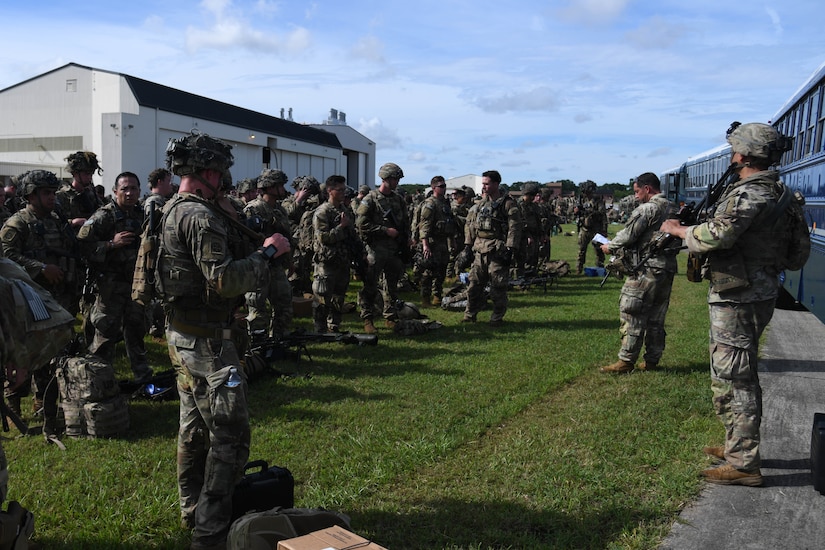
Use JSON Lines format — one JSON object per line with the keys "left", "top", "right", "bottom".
{"left": 707, "top": 248, "right": 750, "bottom": 292}
{"left": 685, "top": 252, "right": 705, "bottom": 283}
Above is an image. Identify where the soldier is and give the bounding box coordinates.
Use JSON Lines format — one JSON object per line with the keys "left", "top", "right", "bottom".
{"left": 234, "top": 177, "right": 259, "bottom": 205}
{"left": 537, "top": 187, "right": 557, "bottom": 262}
{"left": 159, "top": 131, "right": 290, "bottom": 549}
{"left": 284, "top": 176, "right": 322, "bottom": 296}
{"left": 0, "top": 170, "right": 82, "bottom": 436}
{"left": 0, "top": 186, "right": 10, "bottom": 226}
{"left": 243, "top": 169, "right": 294, "bottom": 340}
{"left": 574, "top": 180, "right": 607, "bottom": 274}
{"left": 4, "top": 177, "right": 25, "bottom": 214}
{"left": 461, "top": 170, "right": 522, "bottom": 326}
{"left": 417, "top": 176, "right": 456, "bottom": 306}
{"left": 514, "top": 183, "right": 543, "bottom": 278}
{"left": 144, "top": 167, "right": 175, "bottom": 217}
{"left": 356, "top": 162, "right": 411, "bottom": 333}
{"left": 311, "top": 175, "right": 359, "bottom": 332}
{"left": 56, "top": 151, "right": 105, "bottom": 232}
{"left": 661, "top": 122, "right": 796, "bottom": 487}
{"left": 446, "top": 186, "right": 471, "bottom": 278}
{"left": 599, "top": 173, "right": 679, "bottom": 374}
{"left": 77, "top": 172, "right": 152, "bottom": 384}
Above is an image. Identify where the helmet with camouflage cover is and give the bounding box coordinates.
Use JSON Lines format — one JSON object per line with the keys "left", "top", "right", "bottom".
{"left": 21, "top": 170, "right": 61, "bottom": 196}
{"left": 65, "top": 151, "right": 103, "bottom": 175}
{"left": 258, "top": 169, "right": 288, "bottom": 189}
{"left": 165, "top": 131, "right": 234, "bottom": 177}
{"left": 726, "top": 121, "right": 792, "bottom": 166}
{"left": 378, "top": 162, "right": 404, "bottom": 180}
{"left": 522, "top": 182, "right": 539, "bottom": 196}
{"left": 236, "top": 177, "right": 255, "bottom": 195}
{"left": 297, "top": 175, "right": 321, "bottom": 196}
{"left": 580, "top": 180, "right": 597, "bottom": 194}
{"left": 540, "top": 187, "right": 553, "bottom": 201}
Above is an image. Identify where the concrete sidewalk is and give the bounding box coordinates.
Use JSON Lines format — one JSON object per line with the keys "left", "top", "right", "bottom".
{"left": 659, "top": 307, "right": 825, "bottom": 550}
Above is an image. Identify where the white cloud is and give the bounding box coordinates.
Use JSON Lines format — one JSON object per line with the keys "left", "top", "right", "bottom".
{"left": 558, "top": 0, "right": 631, "bottom": 25}
{"left": 473, "top": 86, "right": 562, "bottom": 114}
{"left": 765, "top": 7, "right": 783, "bottom": 37}
{"left": 358, "top": 117, "right": 403, "bottom": 149}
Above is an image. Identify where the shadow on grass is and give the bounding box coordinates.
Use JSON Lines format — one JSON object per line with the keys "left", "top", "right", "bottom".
{"left": 354, "top": 498, "right": 662, "bottom": 549}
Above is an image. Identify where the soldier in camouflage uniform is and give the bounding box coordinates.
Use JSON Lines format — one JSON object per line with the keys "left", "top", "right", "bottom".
{"left": 56, "top": 151, "right": 105, "bottom": 232}
{"left": 356, "top": 162, "right": 411, "bottom": 333}
{"left": 574, "top": 180, "right": 607, "bottom": 274}
{"left": 311, "top": 175, "right": 358, "bottom": 332}
{"left": 144, "top": 167, "right": 175, "bottom": 218}
{"left": 159, "top": 131, "right": 291, "bottom": 550}
{"left": 0, "top": 186, "right": 11, "bottom": 226}
{"left": 447, "top": 186, "right": 473, "bottom": 277}
{"left": 462, "top": 170, "right": 522, "bottom": 326}
{"left": 77, "top": 172, "right": 152, "bottom": 384}
{"left": 599, "top": 173, "right": 678, "bottom": 374}
{"left": 513, "top": 183, "right": 543, "bottom": 279}
{"left": 0, "top": 170, "right": 83, "bottom": 434}
{"left": 417, "top": 176, "right": 456, "bottom": 306}
{"left": 242, "top": 170, "right": 294, "bottom": 340}
{"left": 661, "top": 122, "right": 795, "bottom": 487}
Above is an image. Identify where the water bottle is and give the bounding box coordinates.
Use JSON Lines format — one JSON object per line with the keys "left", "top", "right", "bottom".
{"left": 226, "top": 367, "right": 242, "bottom": 388}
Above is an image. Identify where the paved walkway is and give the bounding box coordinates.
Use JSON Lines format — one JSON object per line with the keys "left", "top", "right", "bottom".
{"left": 659, "top": 307, "right": 825, "bottom": 550}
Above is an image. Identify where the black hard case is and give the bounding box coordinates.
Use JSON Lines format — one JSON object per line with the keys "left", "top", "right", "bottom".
{"left": 810, "top": 413, "right": 825, "bottom": 495}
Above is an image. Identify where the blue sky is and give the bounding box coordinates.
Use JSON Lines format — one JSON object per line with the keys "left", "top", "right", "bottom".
{"left": 2, "top": 0, "right": 824, "bottom": 186}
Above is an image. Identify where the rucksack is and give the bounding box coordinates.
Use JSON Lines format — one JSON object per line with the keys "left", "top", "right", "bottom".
{"left": 0, "top": 258, "right": 74, "bottom": 370}
{"left": 227, "top": 507, "right": 351, "bottom": 550}
{"left": 131, "top": 199, "right": 164, "bottom": 306}
{"left": 774, "top": 186, "right": 811, "bottom": 272}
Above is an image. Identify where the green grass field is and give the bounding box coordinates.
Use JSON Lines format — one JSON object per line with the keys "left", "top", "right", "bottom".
{"left": 5, "top": 223, "right": 721, "bottom": 549}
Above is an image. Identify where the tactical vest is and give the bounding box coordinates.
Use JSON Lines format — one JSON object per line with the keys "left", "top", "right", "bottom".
{"left": 312, "top": 202, "right": 352, "bottom": 263}
{"left": 156, "top": 195, "right": 251, "bottom": 312}
{"left": 419, "top": 196, "right": 456, "bottom": 240}
{"left": 55, "top": 184, "right": 102, "bottom": 222}
{"left": 474, "top": 197, "right": 509, "bottom": 240}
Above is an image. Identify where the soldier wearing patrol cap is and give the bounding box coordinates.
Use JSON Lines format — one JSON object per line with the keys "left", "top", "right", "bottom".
{"left": 661, "top": 121, "right": 795, "bottom": 487}
{"left": 356, "top": 162, "right": 411, "bottom": 333}
{"left": 158, "top": 131, "right": 291, "bottom": 550}
{"left": 56, "top": 151, "right": 105, "bottom": 232}
{"left": 1, "top": 170, "right": 83, "bottom": 435}
{"left": 242, "top": 169, "right": 294, "bottom": 341}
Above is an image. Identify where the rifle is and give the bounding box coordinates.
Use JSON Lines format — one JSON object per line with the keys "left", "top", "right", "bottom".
{"left": 381, "top": 206, "right": 412, "bottom": 263}
{"left": 0, "top": 397, "right": 29, "bottom": 435}
{"left": 244, "top": 329, "right": 378, "bottom": 377}
{"left": 600, "top": 232, "right": 682, "bottom": 287}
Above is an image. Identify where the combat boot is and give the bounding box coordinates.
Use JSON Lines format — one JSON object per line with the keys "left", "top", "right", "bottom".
{"left": 385, "top": 319, "right": 397, "bottom": 330}
{"left": 637, "top": 361, "right": 657, "bottom": 371}
{"left": 703, "top": 445, "right": 726, "bottom": 461}
{"left": 701, "top": 463, "right": 763, "bottom": 486}
{"left": 364, "top": 319, "right": 377, "bottom": 334}
{"left": 431, "top": 295, "right": 442, "bottom": 306}
{"left": 599, "top": 360, "right": 634, "bottom": 374}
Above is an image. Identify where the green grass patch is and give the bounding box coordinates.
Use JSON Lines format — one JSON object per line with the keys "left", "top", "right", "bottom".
{"left": 6, "top": 223, "right": 720, "bottom": 549}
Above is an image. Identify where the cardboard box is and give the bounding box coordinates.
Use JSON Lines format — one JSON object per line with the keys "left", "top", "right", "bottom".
{"left": 277, "top": 525, "right": 388, "bottom": 550}
{"left": 292, "top": 296, "right": 314, "bottom": 318}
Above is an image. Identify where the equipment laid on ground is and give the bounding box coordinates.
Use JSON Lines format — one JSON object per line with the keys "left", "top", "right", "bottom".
{"left": 232, "top": 461, "right": 295, "bottom": 521}
{"left": 57, "top": 353, "right": 129, "bottom": 438}
{"left": 228, "top": 507, "right": 352, "bottom": 550}
{"left": 811, "top": 412, "right": 825, "bottom": 495}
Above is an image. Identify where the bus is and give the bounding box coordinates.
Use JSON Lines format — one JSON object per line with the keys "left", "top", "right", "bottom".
{"left": 770, "top": 61, "right": 825, "bottom": 321}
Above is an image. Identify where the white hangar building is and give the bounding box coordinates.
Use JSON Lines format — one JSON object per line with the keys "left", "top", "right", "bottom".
{"left": 0, "top": 62, "right": 376, "bottom": 194}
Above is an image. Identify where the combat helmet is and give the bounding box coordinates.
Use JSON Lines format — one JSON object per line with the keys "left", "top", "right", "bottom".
{"left": 165, "top": 131, "right": 234, "bottom": 178}
{"left": 21, "top": 170, "right": 61, "bottom": 196}
{"left": 580, "top": 180, "right": 597, "bottom": 194}
{"left": 726, "top": 121, "right": 793, "bottom": 166}
{"left": 522, "top": 182, "right": 539, "bottom": 196}
{"left": 65, "top": 151, "right": 103, "bottom": 175}
{"left": 258, "top": 169, "right": 288, "bottom": 189}
{"left": 378, "top": 162, "right": 404, "bottom": 180}
{"left": 236, "top": 178, "right": 255, "bottom": 195}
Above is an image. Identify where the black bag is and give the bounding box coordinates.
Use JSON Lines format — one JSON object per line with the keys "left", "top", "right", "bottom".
{"left": 811, "top": 413, "right": 825, "bottom": 495}
{"left": 232, "top": 461, "right": 295, "bottom": 520}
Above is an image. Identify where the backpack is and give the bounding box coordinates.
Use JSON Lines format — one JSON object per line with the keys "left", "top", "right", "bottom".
{"left": 0, "top": 258, "right": 74, "bottom": 371}
{"left": 131, "top": 199, "right": 164, "bottom": 306}
{"left": 227, "top": 507, "right": 351, "bottom": 550}
{"left": 774, "top": 186, "right": 811, "bottom": 272}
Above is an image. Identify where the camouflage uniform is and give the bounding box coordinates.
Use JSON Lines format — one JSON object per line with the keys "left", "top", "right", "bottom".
{"left": 417, "top": 193, "right": 456, "bottom": 303}
{"left": 0, "top": 172, "right": 82, "bottom": 431}
{"left": 159, "top": 131, "right": 273, "bottom": 549}
{"left": 515, "top": 191, "right": 543, "bottom": 278}
{"left": 243, "top": 194, "right": 293, "bottom": 339}
{"left": 607, "top": 193, "right": 677, "bottom": 366}
{"left": 283, "top": 177, "right": 321, "bottom": 295}
{"left": 576, "top": 187, "right": 607, "bottom": 273}
{"left": 356, "top": 186, "right": 410, "bottom": 324}
{"left": 312, "top": 200, "right": 357, "bottom": 332}
{"left": 77, "top": 200, "right": 151, "bottom": 383}
{"left": 685, "top": 169, "right": 786, "bottom": 473}
{"left": 55, "top": 181, "right": 104, "bottom": 225}
{"left": 464, "top": 193, "right": 522, "bottom": 323}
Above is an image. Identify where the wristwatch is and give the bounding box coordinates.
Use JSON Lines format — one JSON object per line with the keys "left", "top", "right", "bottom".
{"left": 259, "top": 244, "right": 279, "bottom": 262}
